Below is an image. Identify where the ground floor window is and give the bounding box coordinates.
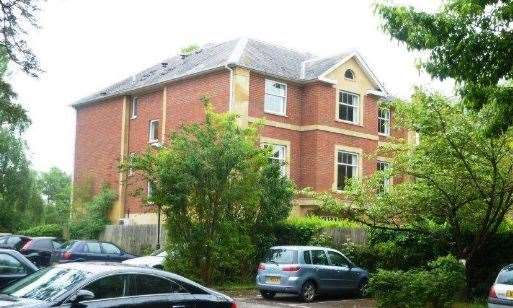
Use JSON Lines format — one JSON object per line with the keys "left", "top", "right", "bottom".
{"left": 376, "top": 160, "right": 391, "bottom": 192}
{"left": 263, "top": 143, "right": 287, "bottom": 177}
{"left": 336, "top": 151, "right": 359, "bottom": 190}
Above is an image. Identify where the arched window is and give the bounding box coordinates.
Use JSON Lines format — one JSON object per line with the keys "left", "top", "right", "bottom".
{"left": 344, "top": 69, "right": 355, "bottom": 80}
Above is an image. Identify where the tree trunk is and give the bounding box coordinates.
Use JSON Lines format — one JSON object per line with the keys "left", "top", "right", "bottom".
{"left": 464, "top": 258, "right": 474, "bottom": 299}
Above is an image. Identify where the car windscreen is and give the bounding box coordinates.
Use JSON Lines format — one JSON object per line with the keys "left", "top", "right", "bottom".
{"left": 1, "top": 267, "right": 87, "bottom": 302}
{"left": 264, "top": 249, "right": 298, "bottom": 264}
{"left": 497, "top": 269, "right": 513, "bottom": 285}
{"left": 60, "top": 241, "right": 77, "bottom": 251}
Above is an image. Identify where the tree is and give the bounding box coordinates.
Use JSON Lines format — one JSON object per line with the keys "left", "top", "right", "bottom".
{"left": 38, "top": 167, "right": 71, "bottom": 225}
{"left": 316, "top": 90, "right": 513, "bottom": 294}
{"left": 127, "top": 98, "right": 294, "bottom": 284}
{"left": 376, "top": 0, "right": 513, "bottom": 134}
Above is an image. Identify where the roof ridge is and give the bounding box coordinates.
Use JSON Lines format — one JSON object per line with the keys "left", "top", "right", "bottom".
{"left": 247, "top": 37, "right": 315, "bottom": 58}
{"left": 227, "top": 37, "right": 248, "bottom": 64}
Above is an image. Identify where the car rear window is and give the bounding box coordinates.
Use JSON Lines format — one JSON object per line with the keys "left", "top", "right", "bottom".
{"left": 497, "top": 269, "right": 513, "bottom": 285}
{"left": 31, "top": 239, "right": 52, "bottom": 250}
{"left": 264, "top": 249, "right": 298, "bottom": 264}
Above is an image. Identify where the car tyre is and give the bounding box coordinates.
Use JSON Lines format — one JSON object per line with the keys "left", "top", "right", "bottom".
{"left": 300, "top": 280, "right": 317, "bottom": 302}
{"left": 260, "top": 290, "right": 276, "bottom": 299}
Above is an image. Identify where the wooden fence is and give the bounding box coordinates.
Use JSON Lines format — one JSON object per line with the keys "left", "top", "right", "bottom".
{"left": 100, "top": 224, "right": 367, "bottom": 255}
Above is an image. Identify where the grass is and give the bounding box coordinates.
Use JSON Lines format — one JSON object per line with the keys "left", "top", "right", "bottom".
{"left": 212, "top": 282, "right": 257, "bottom": 298}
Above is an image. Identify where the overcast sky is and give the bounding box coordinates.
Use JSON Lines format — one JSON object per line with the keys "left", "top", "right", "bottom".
{"left": 9, "top": 0, "right": 452, "bottom": 174}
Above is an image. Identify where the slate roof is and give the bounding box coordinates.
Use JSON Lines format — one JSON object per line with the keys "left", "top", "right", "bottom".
{"left": 73, "top": 38, "right": 384, "bottom": 107}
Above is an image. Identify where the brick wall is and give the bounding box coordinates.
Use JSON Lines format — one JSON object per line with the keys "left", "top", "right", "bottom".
{"left": 74, "top": 98, "right": 123, "bottom": 195}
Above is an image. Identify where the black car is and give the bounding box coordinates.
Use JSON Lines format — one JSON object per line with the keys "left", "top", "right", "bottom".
{"left": 0, "top": 262, "right": 236, "bottom": 307}
{"left": 0, "top": 249, "right": 38, "bottom": 289}
{"left": 60, "top": 240, "right": 135, "bottom": 263}
{"left": 0, "top": 235, "right": 31, "bottom": 251}
{"left": 20, "top": 237, "right": 63, "bottom": 267}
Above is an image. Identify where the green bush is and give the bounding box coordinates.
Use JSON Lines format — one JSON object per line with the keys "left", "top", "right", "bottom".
{"left": 19, "top": 224, "right": 63, "bottom": 237}
{"left": 368, "top": 255, "right": 466, "bottom": 308}
{"left": 69, "top": 186, "right": 116, "bottom": 239}
{"left": 274, "top": 216, "right": 357, "bottom": 246}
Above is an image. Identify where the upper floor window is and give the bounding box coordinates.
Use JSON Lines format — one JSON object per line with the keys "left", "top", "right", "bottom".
{"left": 148, "top": 120, "right": 159, "bottom": 144}
{"left": 378, "top": 108, "right": 391, "bottom": 135}
{"left": 264, "top": 80, "right": 287, "bottom": 116}
{"left": 344, "top": 69, "right": 355, "bottom": 80}
{"left": 338, "top": 91, "right": 360, "bottom": 124}
{"left": 377, "top": 160, "right": 391, "bottom": 192}
{"left": 263, "top": 143, "right": 287, "bottom": 177}
{"left": 131, "top": 97, "right": 139, "bottom": 119}
{"left": 336, "top": 150, "right": 359, "bottom": 190}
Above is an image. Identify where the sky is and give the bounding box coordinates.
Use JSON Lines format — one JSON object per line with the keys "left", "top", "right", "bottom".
{"left": 9, "top": 0, "right": 453, "bottom": 174}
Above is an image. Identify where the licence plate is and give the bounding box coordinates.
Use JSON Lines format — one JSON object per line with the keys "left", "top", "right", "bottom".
{"left": 507, "top": 290, "right": 513, "bottom": 299}
{"left": 265, "top": 276, "right": 281, "bottom": 284}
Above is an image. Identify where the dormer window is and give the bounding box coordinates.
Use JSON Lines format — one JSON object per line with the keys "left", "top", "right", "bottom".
{"left": 344, "top": 69, "right": 355, "bottom": 80}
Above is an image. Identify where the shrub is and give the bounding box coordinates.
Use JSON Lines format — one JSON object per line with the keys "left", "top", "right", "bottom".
{"left": 19, "top": 224, "right": 63, "bottom": 237}
{"left": 368, "top": 255, "right": 465, "bottom": 308}
{"left": 69, "top": 186, "right": 116, "bottom": 239}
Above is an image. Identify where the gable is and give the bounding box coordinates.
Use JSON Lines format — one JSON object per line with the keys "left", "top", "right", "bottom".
{"left": 325, "top": 57, "right": 378, "bottom": 94}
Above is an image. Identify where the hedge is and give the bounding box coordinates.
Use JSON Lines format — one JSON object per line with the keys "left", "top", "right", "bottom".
{"left": 19, "top": 224, "right": 63, "bottom": 238}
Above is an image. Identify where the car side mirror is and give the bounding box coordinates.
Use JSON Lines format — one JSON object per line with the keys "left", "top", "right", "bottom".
{"left": 71, "top": 289, "right": 95, "bottom": 304}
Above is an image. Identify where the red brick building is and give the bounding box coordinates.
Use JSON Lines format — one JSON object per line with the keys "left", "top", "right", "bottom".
{"left": 73, "top": 38, "right": 405, "bottom": 224}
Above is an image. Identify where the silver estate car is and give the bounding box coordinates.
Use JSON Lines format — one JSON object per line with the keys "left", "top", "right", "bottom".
{"left": 489, "top": 264, "right": 513, "bottom": 307}
{"left": 256, "top": 245, "right": 368, "bottom": 302}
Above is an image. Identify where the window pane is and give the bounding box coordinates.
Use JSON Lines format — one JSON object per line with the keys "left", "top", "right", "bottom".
{"left": 327, "top": 251, "right": 349, "bottom": 267}
{"left": 264, "top": 249, "right": 298, "bottom": 264}
{"left": 0, "top": 253, "right": 26, "bottom": 274}
{"left": 265, "top": 94, "right": 285, "bottom": 114}
{"left": 311, "top": 250, "right": 329, "bottom": 265}
{"left": 130, "top": 274, "right": 185, "bottom": 296}
{"left": 83, "top": 275, "right": 125, "bottom": 300}
{"left": 102, "top": 243, "right": 121, "bottom": 254}
{"left": 266, "top": 81, "right": 286, "bottom": 96}
{"left": 303, "top": 251, "right": 311, "bottom": 264}
{"left": 84, "top": 242, "right": 102, "bottom": 254}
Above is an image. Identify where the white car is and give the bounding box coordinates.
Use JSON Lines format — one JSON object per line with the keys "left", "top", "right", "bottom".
{"left": 122, "top": 249, "right": 167, "bottom": 269}
{"left": 489, "top": 265, "right": 513, "bottom": 307}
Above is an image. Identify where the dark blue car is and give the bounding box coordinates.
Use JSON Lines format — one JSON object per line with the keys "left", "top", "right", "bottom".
{"left": 60, "top": 240, "right": 136, "bottom": 263}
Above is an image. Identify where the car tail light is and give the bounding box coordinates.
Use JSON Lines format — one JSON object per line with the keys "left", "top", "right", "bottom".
{"left": 63, "top": 251, "right": 72, "bottom": 260}
{"left": 230, "top": 303, "right": 237, "bottom": 308}
{"left": 258, "top": 263, "right": 265, "bottom": 271}
{"left": 489, "top": 285, "right": 497, "bottom": 298}
{"left": 281, "top": 265, "right": 300, "bottom": 272}
{"left": 21, "top": 240, "right": 33, "bottom": 251}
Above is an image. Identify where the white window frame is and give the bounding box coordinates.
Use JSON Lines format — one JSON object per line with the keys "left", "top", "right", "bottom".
{"left": 131, "top": 97, "right": 139, "bottom": 119}
{"left": 378, "top": 108, "right": 391, "bottom": 136}
{"left": 264, "top": 143, "right": 287, "bottom": 177}
{"left": 148, "top": 120, "right": 159, "bottom": 144}
{"left": 338, "top": 91, "right": 360, "bottom": 124}
{"left": 147, "top": 181, "right": 154, "bottom": 203}
{"left": 376, "top": 160, "right": 391, "bottom": 192}
{"left": 264, "top": 79, "right": 287, "bottom": 116}
{"left": 128, "top": 153, "right": 135, "bottom": 176}
{"left": 336, "top": 150, "right": 359, "bottom": 191}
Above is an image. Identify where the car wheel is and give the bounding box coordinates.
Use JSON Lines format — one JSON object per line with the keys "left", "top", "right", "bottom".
{"left": 355, "top": 279, "right": 368, "bottom": 298}
{"left": 300, "top": 280, "right": 317, "bottom": 302}
{"left": 259, "top": 290, "right": 276, "bottom": 299}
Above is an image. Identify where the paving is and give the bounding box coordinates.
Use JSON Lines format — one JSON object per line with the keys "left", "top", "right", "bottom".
{"left": 235, "top": 294, "right": 375, "bottom": 308}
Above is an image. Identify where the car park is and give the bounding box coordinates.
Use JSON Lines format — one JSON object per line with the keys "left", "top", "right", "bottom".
{"left": 20, "top": 237, "right": 64, "bottom": 267}
{"left": 59, "top": 240, "right": 135, "bottom": 262}
{"left": 256, "top": 245, "right": 368, "bottom": 302}
{"left": 122, "top": 249, "right": 167, "bottom": 269}
{"left": 489, "top": 264, "right": 513, "bottom": 307}
{"left": 0, "top": 235, "right": 31, "bottom": 251}
{"left": 0, "top": 262, "right": 236, "bottom": 307}
{"left": 0, "top": 248, "right": 38, "bottom": 289}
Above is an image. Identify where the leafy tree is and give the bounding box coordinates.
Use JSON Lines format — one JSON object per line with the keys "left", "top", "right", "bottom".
{"left": 316, "top": 90, "right": 513, "bottom": 294}
{"left": 376, "top": 0, "right": 513, "bottom": 134}
{"left": 38, "top": 167, "right": 71, "bottom": 225}
{"left": 127, "top": 98, "right": 294, "bottom": 284}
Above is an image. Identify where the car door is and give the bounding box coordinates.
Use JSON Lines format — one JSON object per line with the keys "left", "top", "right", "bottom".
{"left": 0, "top": 252, "right": 30, "bottom": 289}
{"left": 310, "top": 249, "right": 333, "bottom": 292}
{"left": 127, "top": 274, "right": 194, "bottom": 308}
{"left": 326, "top": 250, "right": 354, "bottom": 291}
{"left": 101, "top": 242, "right": 124, "bottom": 262}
